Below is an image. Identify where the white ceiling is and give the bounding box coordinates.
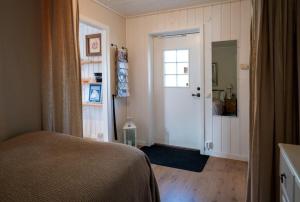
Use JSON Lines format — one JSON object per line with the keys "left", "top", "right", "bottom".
{"left": 94, "top": 0, "right": 228, "bottom": 17}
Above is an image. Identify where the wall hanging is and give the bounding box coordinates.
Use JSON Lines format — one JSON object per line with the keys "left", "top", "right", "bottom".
{"left": 86, "top": 34, "right": 101, "bottom": 56}
{"left": 111, "top": 44, "right": 130, "bottom": 140}
{"left": 114, "top": 45, "right": 129, "bottom": 97}
{"left": 89, "top": 84, "right": 102, "bottom": 103}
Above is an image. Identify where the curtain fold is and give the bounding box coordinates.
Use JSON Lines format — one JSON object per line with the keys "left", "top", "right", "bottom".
{"left": 248, "top": 0, "right": 300, "bottom": 201}
{"left": 41, "top": 0, "right": 83, "bottom": 137}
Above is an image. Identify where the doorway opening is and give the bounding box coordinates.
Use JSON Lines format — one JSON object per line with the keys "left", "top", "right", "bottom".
{"left": 151, "top": 31, "right": 205, "bottom": 153}
{"left": 79, "top": 21, "right": 109, "bottom": 142}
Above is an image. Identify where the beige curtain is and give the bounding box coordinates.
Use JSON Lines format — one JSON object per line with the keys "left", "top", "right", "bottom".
{"left": 247, "top": 0, "right": 300, "bottom": 202}
{"left": 41, "top": 0, "right": 83, "bottom": 137}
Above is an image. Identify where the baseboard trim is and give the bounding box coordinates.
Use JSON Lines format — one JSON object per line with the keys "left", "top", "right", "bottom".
{"left": 210, "top": 151, "right": 248, "bottom": 162}
{"left": 137, "top": 140, "right": 148, "bottom": 147}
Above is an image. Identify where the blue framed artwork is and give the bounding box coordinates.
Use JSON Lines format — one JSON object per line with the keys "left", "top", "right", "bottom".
{"left": 89, "top": 84, "right": 102, "bottom": 103}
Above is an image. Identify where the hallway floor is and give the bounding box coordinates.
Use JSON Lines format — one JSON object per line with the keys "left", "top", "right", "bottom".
{"left": 152, "top": 157, "right": 247, "bottom": 202}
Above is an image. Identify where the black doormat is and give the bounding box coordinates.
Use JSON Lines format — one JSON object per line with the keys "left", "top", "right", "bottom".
{"left": 140, "top": 144, "right": 209, "bottom": 172}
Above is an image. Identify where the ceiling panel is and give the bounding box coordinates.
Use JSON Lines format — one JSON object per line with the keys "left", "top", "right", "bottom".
{"left": 94, "top": 0, "right": 228, "bottom": 17}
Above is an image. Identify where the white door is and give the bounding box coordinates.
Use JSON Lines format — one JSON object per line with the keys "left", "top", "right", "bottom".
{"left": 153, "top": 33, "right": 205, "bottom": 152}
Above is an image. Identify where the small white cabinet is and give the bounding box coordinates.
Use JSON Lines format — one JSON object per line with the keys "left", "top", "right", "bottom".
{"left": 279, "top": 144, "right": 300, "bottom": 202}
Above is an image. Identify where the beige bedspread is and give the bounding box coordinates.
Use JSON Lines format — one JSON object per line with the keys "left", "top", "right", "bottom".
{"left": 0, "top": 131, "right": 160, "bottom": 202}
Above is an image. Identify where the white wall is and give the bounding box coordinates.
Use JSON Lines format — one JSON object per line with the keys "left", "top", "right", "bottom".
{"left": 126, "top": 0, "right": 251, "bottom": 160}
{"left": 0, "top": 0, "right": 42, "bottom": 141}
{"left": 79, "top": 0, "right": 127, "bottom": 141}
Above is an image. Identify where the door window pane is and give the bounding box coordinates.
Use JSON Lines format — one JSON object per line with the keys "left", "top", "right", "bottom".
{"left": 164, "top": 75, "right": 177, "bottom": 87}
{"left": 177, "top": 75, "right": 189, "bottom": 87}
{"left": 164, "top": 50, "right": 176, "bottom": 62}
{"left": 163, "top": 49, "right": 190, "bottom": 87}
{"left": 164, "top": 63, "right": 177, "bottom": 74}
{"left": 177, "top": 50, "right": 189, "bottom": 62}
{"left": 177, "top": 63, "right": 189, "bottom": 74}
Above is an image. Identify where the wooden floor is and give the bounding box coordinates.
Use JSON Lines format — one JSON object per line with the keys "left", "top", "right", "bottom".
{"left": 152, "top": 157, "right": 248, "bottom": 202}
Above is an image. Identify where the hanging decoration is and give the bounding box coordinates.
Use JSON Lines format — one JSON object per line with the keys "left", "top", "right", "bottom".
{"left": 115, "top": 46, "right": 129, "bottom": 97}
{"left": 111, "top": 44, "right": 129, "bottom": 140}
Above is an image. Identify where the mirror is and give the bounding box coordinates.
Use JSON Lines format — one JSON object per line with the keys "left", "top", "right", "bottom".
{"left": 212, "top": 40, "right": 237, "bottom": 116}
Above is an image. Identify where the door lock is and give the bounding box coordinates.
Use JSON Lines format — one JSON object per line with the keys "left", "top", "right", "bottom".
{"left": 192, "top": 93, "right": 201, "bottom": 97}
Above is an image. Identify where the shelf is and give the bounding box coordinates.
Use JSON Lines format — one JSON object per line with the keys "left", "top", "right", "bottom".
{"left": 81, "top": 59, "right": 102, "bottom": 65}
{"left": 81, "top": 79, "right": 90, "bottom": 83}
{"left": 82, "top": 102, "right": 103, "bottom": 108}
{"left": 81, "top": 80, "right": 102, "bottom": 85}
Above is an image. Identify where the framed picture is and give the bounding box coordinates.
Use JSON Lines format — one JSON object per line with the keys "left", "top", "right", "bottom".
{"left": 89, "top": 84, "right": 102, "bottom": 103}
{"left": 86, "top": 34, "right": 101, "bottom": 56}
{"left": 212, "top": 63, "right": 218, "bottom": 87}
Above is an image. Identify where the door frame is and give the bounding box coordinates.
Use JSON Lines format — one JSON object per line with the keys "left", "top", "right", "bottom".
{"left": 147, "top": 27, "right": 206, "bottom": 153}
{"left": 79, "top": 15, "right": 112, "bottom": 142}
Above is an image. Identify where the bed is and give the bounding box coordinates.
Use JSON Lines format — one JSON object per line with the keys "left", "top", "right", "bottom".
{"left": 0, "top": 131, "right": 160, "bottom": 202}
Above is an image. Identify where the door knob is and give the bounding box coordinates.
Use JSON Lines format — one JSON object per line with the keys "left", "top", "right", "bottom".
{"left": 192, "top": 93, "right": 201, "bottom": 97}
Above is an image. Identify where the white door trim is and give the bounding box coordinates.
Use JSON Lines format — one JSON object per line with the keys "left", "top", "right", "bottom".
{"left": 79, "top": 15, "right": 113, "bottom": 142}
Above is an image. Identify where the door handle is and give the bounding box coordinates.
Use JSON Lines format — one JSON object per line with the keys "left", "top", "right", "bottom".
{"left": 280, "top": 173, "right": 286, "bottom": 183}
{"left": 192, "top": 93, "right": 201, "bottom": 97}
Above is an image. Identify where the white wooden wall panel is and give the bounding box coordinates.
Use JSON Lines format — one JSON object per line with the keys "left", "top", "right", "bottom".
{"left": 204, "top": 6, "right": 213, "bottom": 155}
{"left": 212, "top": 116, "right": 244, "bottom": 160}
{"left": 239, "top": 0, "right": 251, "bottom": 158}
{"left": 166, "top": 12, "right": 176, "bottom": 30}
{"left": 240, "top": 76, "right": 250, "bottom": 157}
{"left": 180, "top": 10, "right": 188, "bottom": 28}
{"left": 171, "top": 11, "right": 179, "bottom": 28}
{"left": 212, "top": 116, "right": 222, "bottom": 153}
{"left": 230, "top": 117, "right": 240, "bottom": 154}
{"left": 156, "top": 13, "right": 166, "bottom": 31}
{"left": 126, "top": 0, "right": 251, "bottom": 160}
{"left": 195, "top": 8, "right": 204, "bottom": 27}
{"left": 221, "top": 117, "right": 231, "bottom": 153}
{"left": 230, "top": 1, "right": 241, "bottom": 40}
{"left": 240, "top": 0, "right": 251, "bottom": 75}
{"left": 145, "top": 15, "right": 155, "bottom": 32}
{"left": 211, "top": 5, "right": 221, "bottom": 41}
{"left": 221, "top": 4, "right": 231, "bottom": 41}
{"left": 187, "top": 8, "right": 197, "bottom": 27}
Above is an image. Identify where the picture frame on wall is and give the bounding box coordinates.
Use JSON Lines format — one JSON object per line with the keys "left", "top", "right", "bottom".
{"left": 212, "top": 63, "right": 218, "bottom": 87}
{"left": 89, "top": 84, "right": 102, "bottom": 103}
{"left": 86, "top": 34, "right": 101, "bottom": 56}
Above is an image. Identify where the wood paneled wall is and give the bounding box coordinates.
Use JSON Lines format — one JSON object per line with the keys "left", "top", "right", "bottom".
{"left": 126, "top": 0, "right": 251, "bottom": 160}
